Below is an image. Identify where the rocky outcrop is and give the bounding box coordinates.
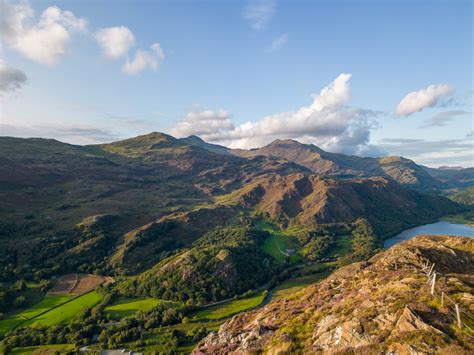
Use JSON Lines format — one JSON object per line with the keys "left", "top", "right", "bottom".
{"left": 194, "top": 235, "right": 474, "bottom": 354}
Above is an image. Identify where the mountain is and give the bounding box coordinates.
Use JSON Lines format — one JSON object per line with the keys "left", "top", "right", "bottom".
{"left": 232, "top": 139, "right": 473, "bottom": 190}
{"left": 0, "top": 132, "right": 471, "bottom": 353}
{"left": 194, "top": 235, "right": 474, "bottom": 354}
{"left": 217, "top": 173, "right": 459, "bottom": 237}
{"left": 0, "top": 133, "right": 464, "bottom": 282}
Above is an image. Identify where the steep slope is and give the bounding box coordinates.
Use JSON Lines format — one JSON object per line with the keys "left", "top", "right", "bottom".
{"left": 233, "top": 139, "right": 445, "bottom": 190}
{"left": 0, "top": 134, "right": 306, "bottom": 280}
{"left": 218, "top": 173, "right": 460, "bottom": 237}
{"left": 121, "top": 227, "right": 278, "bottom": 304}
{"left": 195, "top": 235, "right": 474, "bottom": 354}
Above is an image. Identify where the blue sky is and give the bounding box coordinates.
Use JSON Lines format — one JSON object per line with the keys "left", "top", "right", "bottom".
{"left": 0, "top": 0, "right": 472, "bottom": 167}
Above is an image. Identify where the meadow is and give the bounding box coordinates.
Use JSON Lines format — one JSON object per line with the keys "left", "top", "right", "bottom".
{"left": 9, "top": 343, "right": 75, "bottom": 354}
{"left": 189, "top": 290, "right": 267, "bottom": 321}
{"left": 20, "top": 291, "right": 102, "bottom": 328}
{"left": 0, "top": 294, "right": 75, "bottom": 336}
{"left": 104, "top": 297, "right": 175, "bottom": 318}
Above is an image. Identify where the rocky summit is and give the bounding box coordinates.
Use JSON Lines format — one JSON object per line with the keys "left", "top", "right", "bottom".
{"left": 194, "top": 235, "right": 474, "bottom": 354}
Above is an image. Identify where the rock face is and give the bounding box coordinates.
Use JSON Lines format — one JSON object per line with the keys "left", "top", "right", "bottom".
{"left": 194, "top": 235, "right": 474, "bottom": 354}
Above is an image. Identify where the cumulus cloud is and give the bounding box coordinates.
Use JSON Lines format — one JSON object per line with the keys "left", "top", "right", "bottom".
{"left": 267, "top": 33, "right": 288, "bottom": 52}
{"left": 0, "top": 59, "right": 27, "bottom": 93}
{"left": 171, "top": 74, "right": 383, "bottom": 156}
{"left": 171, "top": 109, "right": 235, "bottom": 138}
{"left": 395, "top": 84, "right": 454, "bottom": 116}
{"left": 243, "top": 0, "right": 275, "bottom": 30}
{"left": 418, "top": 110, "right": 470, "bottom": 128}
{"left": 0, "top": 0, "right": 86, "bottom": 65}
{"left": 122, "top": 43, "right": 165, "bottom": 75}
{"left": 95, "top": 26, "right": 135, "bottom": 59}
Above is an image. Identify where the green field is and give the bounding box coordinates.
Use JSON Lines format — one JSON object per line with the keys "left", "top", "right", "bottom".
{"left": 258, "top": 221, "right": 300, "bottom": 264}
{"left": 0, "top": 294, "right": 74, "bottom": 336}
{"left": 105, "top": 297, "right": 174, "bottom": 318}
{"left": 21, "top": 291, "right": 102, "bottom": 328}
{"left": 189, "top": 290, "right": 267, "bottom": 321}
{"left": 9, "top": 343, "right": 75, "bottom": 354}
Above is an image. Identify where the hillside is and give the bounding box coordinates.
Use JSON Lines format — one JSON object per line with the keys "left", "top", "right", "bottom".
{"left": 195, "top": 235, "right": 474, "bottom": 354}
{"left": 217, "top": 173, "right": 460, "bottom": 237}
{"left": 232, "top": 139, "right": 471, "bottom": 190}
{"left": 0, "top": 133, "right": 464, "bottom": 282}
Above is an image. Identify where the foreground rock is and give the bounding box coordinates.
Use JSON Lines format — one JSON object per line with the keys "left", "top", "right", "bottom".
{"left": 194, "top": 235, "right": 474, "bottom": 354}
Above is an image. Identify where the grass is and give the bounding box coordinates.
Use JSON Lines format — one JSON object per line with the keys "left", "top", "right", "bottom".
{"left": 0, "top": 294, "right": 75, "bottom": 336}
{"left": 327, "top": 235, "right": 352, "bottom": 258}
{"left": 189, "top": 290, "right": 267, "bottom": 321}
{"left": 104, "top": 297, "right": 174, "bottom": 318}
{"left": 21, "top": 291, "right": 102, "bottom": 328}
{"left": 257, "top": 220, "right": 301, "bottom": 264}
{"left": 272, "top": 270, "right": 332, "bottom": 301}
{"left": 9, "top": 344, "right": 75, "bottom": 354}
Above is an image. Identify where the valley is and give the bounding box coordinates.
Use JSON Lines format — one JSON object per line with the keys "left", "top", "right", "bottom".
{"left": 0, "top": 133, "right": 472, "bottom": 353}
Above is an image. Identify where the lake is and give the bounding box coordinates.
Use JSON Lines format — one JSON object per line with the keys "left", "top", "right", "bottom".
{"left": 383, "top": 221, "right": 474, "bottom": 248}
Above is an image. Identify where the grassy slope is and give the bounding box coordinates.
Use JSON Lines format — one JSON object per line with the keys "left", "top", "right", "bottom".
{"left": 0, "top": 294, "right": 74, "bottom": 336}
{"left": 9, "top": 344, "right": 75, "bottom": 354}
{"left": 257, "top": 221, "right": 301, "bottom": 264}
{"left": 104, "top": 297, "right": 176, "bottom": 318}
{"left": 21, "top": 291, "right": 102, "bottom": 328}
{"left": 189, "top": 290, "right": 267, "bottom": 321}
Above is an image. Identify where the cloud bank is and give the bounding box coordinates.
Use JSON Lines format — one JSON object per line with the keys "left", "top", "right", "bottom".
{"left": 419, "top": 110, "right": 470, "bottom": 128}
{"left": 395, "top": 84, "right": 454, "bottom": 116}
{"left": 0, "top": 0, "right": 86, "bottom": 65}
{"left": 172, "top": 73, "right": 383, "bottom": 156}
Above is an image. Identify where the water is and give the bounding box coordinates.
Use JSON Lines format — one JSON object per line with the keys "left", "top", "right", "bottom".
{"left": 383, "top": 221, "right": 474, "bottom": 248}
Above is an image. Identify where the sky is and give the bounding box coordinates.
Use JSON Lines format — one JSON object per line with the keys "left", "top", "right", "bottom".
{"left": 0, "top": 0, "right": 472, "bottom": 167}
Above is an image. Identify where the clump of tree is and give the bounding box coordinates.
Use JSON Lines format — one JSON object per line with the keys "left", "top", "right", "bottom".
{"left": 119, "top": 227, "right": 280, "bottom": 304}
{"left": 338, "top": 218, "right": 379, "bottom": 266}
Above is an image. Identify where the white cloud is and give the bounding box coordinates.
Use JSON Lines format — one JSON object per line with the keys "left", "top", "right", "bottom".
{"left": 171, "top": 109, "right": 235, "bottom": 138}
{"left": 267, "top": 33, "right": 288, "bottom": 52}
{"left": 0, "top": 1, "right": 86, "bottom": 65}
{"left": 0, "top": 59, "right": 27, "bottom": 93}
{"left": 171, "top": 74, "right": 383, "bottom": 156}
{"left": 95, "top": 26, "right": 135, "bottom": 59}
{"left": 243, "top": 0, "right": 275, "bottom": 30}
{"left": 122, "top": 43, "right": 165, "bottom": 75}
{"left": 395, "top": 84, "right": 454, "bottom": 116}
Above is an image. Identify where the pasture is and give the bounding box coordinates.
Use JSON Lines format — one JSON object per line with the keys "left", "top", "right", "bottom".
{"left": 21, "top": 291, "right": 102, "bottom": 327}
{"left": 0, "top": 294, "right": 74, "bottom": 336}
{"left": 9, "top": 344, "right": 75, "bottom": 354}
{"left": 189, "top": 290, "right": 267, "bottom": 321}
{"left": 105, "top": 297, "right": 174, "bottom": 318}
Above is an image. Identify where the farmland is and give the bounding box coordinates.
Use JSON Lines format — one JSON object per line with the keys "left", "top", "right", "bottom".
{"left": 0, "top": 294, "right": 75, "bottom": 336}
{"left": 189, "top": 290, "right": 267, "bottom": 321}
{"left": 105, "top": 298, "right": 175, "bottom": 318}
{"left": 9, "top": 343, "right": 75, "bottom": 354}
{"left": 21, "top": 291, "right": 102, "bottom": 327}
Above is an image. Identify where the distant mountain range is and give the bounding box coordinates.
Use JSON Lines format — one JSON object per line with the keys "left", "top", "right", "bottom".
{"left": 0, "top": 132, "right": 472, "bottom": 352}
